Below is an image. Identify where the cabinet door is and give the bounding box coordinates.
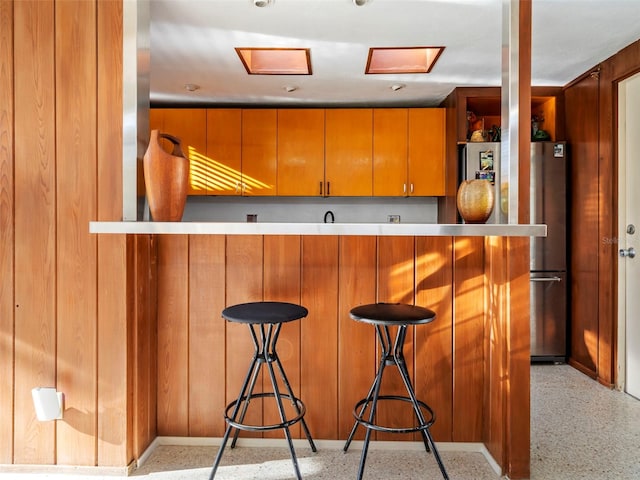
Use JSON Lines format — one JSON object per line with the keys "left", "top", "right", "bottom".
{"left": 241, "top": 109, "right": 277, "bottom": 196}
{"left": 149, "top": 108, "right": 164, "bottom": 132}
{"left": 325, "top": 109, "right": 373, "bottom": 196}
{"left": 206, "top": 109, "right": 242, "bottom": 195}
{"left": 373, "top": 109, "right": 408, "bottom": 196}
{"left": 408, "top": 108, "right": 445, "bottom": 196}
{"left": 277, "top": 109, "right": 325, "bottom": 196}
{"left": 159, "top": 109, "right": 208, "bottom": 195}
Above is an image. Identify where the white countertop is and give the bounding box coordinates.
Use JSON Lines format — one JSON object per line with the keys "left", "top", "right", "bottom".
{"left": 89, "top": 221, "right": 547, "bottom": 237}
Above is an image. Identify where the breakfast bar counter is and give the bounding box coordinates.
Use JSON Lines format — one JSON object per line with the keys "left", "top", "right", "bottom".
{"left": 90, "top": 221, "right": 546, "bottom": 237}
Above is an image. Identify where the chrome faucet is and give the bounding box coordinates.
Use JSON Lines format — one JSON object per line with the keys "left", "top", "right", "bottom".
{"left": 324, "top": 210, "right": 335, "bottom": 223}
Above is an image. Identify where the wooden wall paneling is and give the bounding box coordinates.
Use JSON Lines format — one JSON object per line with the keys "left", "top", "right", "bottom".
{"left": 0, "top": 0, "right": 14, "bottom": 464}
{"left": 225, "top": 235, "right": 264, "bottom": 435}
{"left": 438, "top": 92, "right": 461, "bottom": 223}
{"left": 96, "top": 0, "right": 128, "bottom": 466}
{"left": 55, "top": 0, "right": 98, "bottom": 464}
{"left": 156, "top": 235, "right": 189, "bottom": 435}
{"left": 300, "top": 236, "right": 339, "bottom": 439}
{"left": 505, "top": 237, "right": 531, "bottom": 479}
{"left": 13, "top": 0, "right": 56, "bottom": 464}
{"left": 375, "top": 236, "right": 414, "bottom": 441}
{"left": 133, "top": 235, "right": 158, "bottom": 458}
{"left": 565, "top": 72, "right": 600, "bottom": 376}
{"left": 484, "top": 237, "right": 531, "bottom": 479}
{"left": 337, "top": 236, "right": 377, "bottom": 439}
{"left": 595, "top": 62, "right": 616, "bottom": 387}
{"left": 188, "top": 235, "right": 226, "bottom": 436}
{"left": 263, "top": 235, "right": 302, "bottom": 438}
{"left": 452, "top": 237, "right": 484, "bottom": 442}
{"left": 483, "top": 236, "right": 506, "bottom": 466}
{"left": 97, "top": 233, "right": 129, "bottom": 464}
{"left": 414, "top": 237, "right": 453, "bottom": 441}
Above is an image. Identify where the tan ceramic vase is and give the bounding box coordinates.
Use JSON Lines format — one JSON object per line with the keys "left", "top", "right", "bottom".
{"left": 456, "top": 179, "right": 495, "bottom": 224}
{"left": 143, "top": 130, "right": 189, "bottom": 222}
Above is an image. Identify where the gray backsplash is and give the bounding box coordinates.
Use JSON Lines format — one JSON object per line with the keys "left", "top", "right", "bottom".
{"left": 182, "top": 196, "right": 438, "bottom": 223}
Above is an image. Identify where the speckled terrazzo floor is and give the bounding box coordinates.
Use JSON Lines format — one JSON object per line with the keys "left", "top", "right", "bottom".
{"left": 1, "top": 364, "right": 639, "bottom": 479}
{"left": 130, "top": 444, "right": 497, "bottom": 480}
{"left": 530, "top": 364, "right": 640, "bottom": 480}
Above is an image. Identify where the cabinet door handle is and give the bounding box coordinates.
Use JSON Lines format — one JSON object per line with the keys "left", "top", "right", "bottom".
{"left": 410, "top": 183, "right": 414, "bottom": 194}
{"left": 403, "top": 183, "right": 407, "bottom": 194}
{"left": 327, "top": 181, "right": 330, "bottom": 196}
{"left": 320, "top": 181, "right": 323, "bottom": 196}
{"left": 235, "top": 181, "right": 240, "bottom": 194}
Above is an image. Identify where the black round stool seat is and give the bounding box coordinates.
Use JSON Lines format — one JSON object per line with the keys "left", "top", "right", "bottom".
{"left": 222, "top": 301, "right": 308, "bottom": 324}
{"left": 344, "top": 302, "right": 449, "bottom": 480}
{"left": 350, "top": 302, "right": 435, "bottom": 326}
{"left": 210, "top": 301, "right": 316, "bottom": 480}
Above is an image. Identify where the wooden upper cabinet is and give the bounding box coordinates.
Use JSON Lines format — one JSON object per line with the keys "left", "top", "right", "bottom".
{"left": 206, "top": 109, "right": 242, "bottom": 195}
{"left": 241, "top": 109, "right": 277, "bottom": 196}
{"left": 151, "top": 107, "right": 444, "bottom": 198}
{"left": 373, "top": 109, "right": 409, "bottom": 196}
{"left": 156, "top": 108, "right": 208, "bottom": 195}
{"left": 277, "top": 109, "right": 325, "bottom": 196}
{"left": 408, "top": 108, "right": 446, "bottom": 196}
{"left": 325, "top": 109, "right": 373, "bottom": 196}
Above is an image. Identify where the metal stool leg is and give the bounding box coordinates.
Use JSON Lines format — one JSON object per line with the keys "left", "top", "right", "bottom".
{"left": 394, "top": 330, "right": 449, "bottom": 480}
{"left": 264, "top": 335, "right": 303, "bottom": 480}
{"left": 344, "top": 325, "right": 391, "bottom": 452}
{"left": 230, "top": 324, "right": 264, "bottom": 448}
{"left": 393, "top": 326, "right": 431, "bottom": 453}
{"left": 273, "top": 354, "right": 317, "bottom": 452}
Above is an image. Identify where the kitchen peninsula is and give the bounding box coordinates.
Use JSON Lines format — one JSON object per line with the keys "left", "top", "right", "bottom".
{"left": 91, "top": 218, "right": 540, "bottom": 478}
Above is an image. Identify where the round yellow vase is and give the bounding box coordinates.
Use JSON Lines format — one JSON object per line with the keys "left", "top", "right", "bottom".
{"left": 456, "top": 179, "right": 495, "bottom": 224}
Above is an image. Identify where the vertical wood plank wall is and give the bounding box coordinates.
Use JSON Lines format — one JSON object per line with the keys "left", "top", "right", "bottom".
{"left": 0, "top": 0, "right": 14, "bottom": 465}
{"left": 564, "top": 39, "right": 640, "bottom": 385}
{"left": 1, "top": 0, "right": 135, "bottom": 468}
{"left": 151, "top": 234, "right": 524, "bottom": 462}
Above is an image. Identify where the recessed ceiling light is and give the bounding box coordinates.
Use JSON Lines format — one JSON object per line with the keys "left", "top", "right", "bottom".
{"left": 283, "top": 85, "right": 298, "bottom": 93}
{"left": 236, "top": 48, "right": 312, "bottom": 75}
{"left": 390, "top": 84, "right": 405, "bottom": 91}
{"left": 353, "top": 0, "right": 369, "bottom": 6}
{"left": 184, "top": 83, "right": 200, "bottom": 92}
{"left": 253, "top": 0, "right": 272, "bottom": 7}
{"left": 366, "top": 47, "right": 445, "bottom": 74}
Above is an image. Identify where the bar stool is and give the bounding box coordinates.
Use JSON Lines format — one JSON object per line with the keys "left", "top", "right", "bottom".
{"left": 343, "top": 302, "right": 449, "bottom": 480}
{"left": 209, "top": 301, "right": 317, "bottom": 480}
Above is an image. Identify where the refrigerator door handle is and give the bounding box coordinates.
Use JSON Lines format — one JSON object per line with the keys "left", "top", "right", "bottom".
{"left": 530, "top": 276, "right": 563, "bottom": 282}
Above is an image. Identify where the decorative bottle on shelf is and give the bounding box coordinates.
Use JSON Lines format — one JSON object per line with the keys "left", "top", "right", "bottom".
{"left": 456, "top": 179, "right": 495, "bottom": 224}
{"left": 143, "top": 130, "right": 189, "bottom": 222}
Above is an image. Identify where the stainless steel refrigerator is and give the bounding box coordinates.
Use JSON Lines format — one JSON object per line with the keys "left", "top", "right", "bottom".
{"left": 461, "top": 141, "right": 568, "bottom": 361}
{"left": 530, "top": 141, "right": 568, "bottom": 363}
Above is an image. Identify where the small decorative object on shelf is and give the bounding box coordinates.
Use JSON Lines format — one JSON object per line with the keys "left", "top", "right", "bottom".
{"left": 456, "top": 179, "right": 495, "bottom": 224}
{"left": 143, "top": 130, "right": 189, "bottom": 222}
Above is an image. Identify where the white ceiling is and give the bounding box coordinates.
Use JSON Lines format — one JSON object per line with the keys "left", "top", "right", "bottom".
{"left": 150, "top": 0, "right": 640, "bottom": 108}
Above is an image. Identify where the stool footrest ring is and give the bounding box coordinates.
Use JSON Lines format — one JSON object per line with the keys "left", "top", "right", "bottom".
{"left": 353, "top": 395, "right": 435, "bottom": 434}
{"left": 224, "top": 392, "right": 307, "bottom": 432}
